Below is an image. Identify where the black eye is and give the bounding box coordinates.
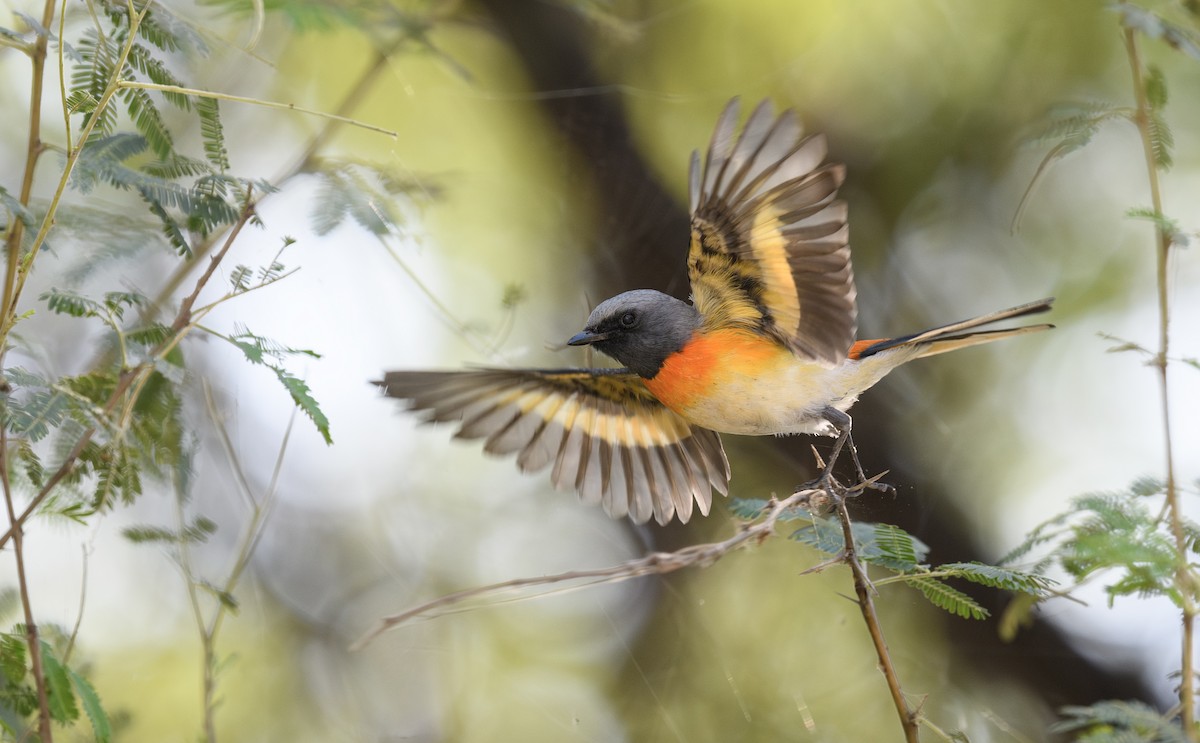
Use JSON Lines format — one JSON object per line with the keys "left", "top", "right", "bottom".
{"left": 619, "top": 311, "right": 637, "bottom": 328}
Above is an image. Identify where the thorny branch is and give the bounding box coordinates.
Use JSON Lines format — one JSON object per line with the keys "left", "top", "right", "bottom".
{"left": 832, "top": 481, "right": 921, "bottom": 742}
{"left": 355, "top": 461, "right": 921, "bottom": 739}
{"left": 352, "top": 474, "right": 887, "bottom": 649}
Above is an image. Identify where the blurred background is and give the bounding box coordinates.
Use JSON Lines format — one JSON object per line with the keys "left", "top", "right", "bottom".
{"left": 3, "top": 0, "right": 1200, "bottom": 740}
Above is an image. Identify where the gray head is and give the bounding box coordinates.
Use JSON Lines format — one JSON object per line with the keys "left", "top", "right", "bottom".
{"left": 566, "top": 289, "right": 701, "bottom": 378}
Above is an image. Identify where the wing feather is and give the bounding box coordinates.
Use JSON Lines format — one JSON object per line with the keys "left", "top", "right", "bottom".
{"left": 688, "top": 98, "right": 857, "bottom": 365}
{"left": 376, "top": 368, "right": 729, "bottom": 525}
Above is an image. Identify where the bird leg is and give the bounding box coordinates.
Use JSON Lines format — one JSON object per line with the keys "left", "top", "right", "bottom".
{"left": 797, "top": 409, "right": 892, "bottom": 499}
{"left": 819, "top": 407, "right": 867, "bottom": 484}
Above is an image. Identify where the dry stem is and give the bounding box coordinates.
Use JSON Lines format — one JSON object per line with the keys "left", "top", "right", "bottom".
{"left": 832, "top": 485, "right": 920, "bottom": 742}
{"left": 352, "top": 475, "right": 886, "bottom": 649}
{"left": 1122, "top": 25, "right": 1194, "bottom": 739}
{"left": 352, "top": 485, "right": 843, "bottom": 650}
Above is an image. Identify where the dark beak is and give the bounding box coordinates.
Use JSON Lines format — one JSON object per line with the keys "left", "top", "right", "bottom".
{"left": 567, "top": 329, "right": 607, "bottom": 346}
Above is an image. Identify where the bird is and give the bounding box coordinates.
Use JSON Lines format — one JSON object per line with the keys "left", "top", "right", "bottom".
{"left": 376, "top": 98, "right": 1053, "bottom": 526}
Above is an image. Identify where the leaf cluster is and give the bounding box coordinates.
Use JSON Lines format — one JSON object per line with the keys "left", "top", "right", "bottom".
{"left": 1016, "top": 8, "right": 1184, "bottom": 230}
{"left": 65, "top": 0, "right": 251, "bottom": 257}
{"left": 217, "top": 326, "right": 331, "bottom": 444}
{"left": 310, "top": 158, "right": 439, "bottom": 238}
{"left": 4, "top": 355, "right": 186, "bottom": 517}
{"left": 1052, "top": 700, "right": 1188, "bottom": 742}
{"left": 730, "top": 499, "right": 1053, "bottom": 621}
{"left": 1001, "top": 478, "right": 1198, "bottom": 610}
{"left": 0, "top": 634, "right": 111, "bottom": 741}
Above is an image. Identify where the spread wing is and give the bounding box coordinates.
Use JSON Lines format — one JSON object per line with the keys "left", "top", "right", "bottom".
{"left": 376, "top": 368, "right": 730, "bottom": 525}
{"left": 688, "top": 98, "right": 856, "bottom": 365}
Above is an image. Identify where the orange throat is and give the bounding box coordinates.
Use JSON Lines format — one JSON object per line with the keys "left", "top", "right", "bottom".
{"left": 643, "top": 328, "right": 786, "bottom": 415}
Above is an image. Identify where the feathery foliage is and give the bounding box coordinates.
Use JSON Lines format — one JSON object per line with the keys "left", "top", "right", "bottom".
{"left": 220, "top": 327, "right": 330, "bottom": 444}
{"left": 732, "top": 504, "right": 1050, "bottom": 621}
{"left": 1000, "top": 479, "right": 1191, "bottom": 608}
{"left": 310, "top": 158, "right": 438, "bottom": 237}
{"left": 1052, "top": 700, "right": 1189, "bottom": 742}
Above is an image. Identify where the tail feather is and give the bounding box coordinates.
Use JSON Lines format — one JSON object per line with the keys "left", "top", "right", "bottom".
{"left": 851, "top": 298, "right": 1054, "bottom": 360}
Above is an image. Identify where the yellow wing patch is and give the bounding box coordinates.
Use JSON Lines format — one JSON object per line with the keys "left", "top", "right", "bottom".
{"left": 688, "top": 98, "right": 857, "bottom": 365}
{"left": 377, "top": 368, "right": 730, "bottom": 525}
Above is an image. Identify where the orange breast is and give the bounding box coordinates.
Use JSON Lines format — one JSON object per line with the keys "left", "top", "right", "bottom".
{"left": 643, "top": 328, "right": 787, "bottom": 415}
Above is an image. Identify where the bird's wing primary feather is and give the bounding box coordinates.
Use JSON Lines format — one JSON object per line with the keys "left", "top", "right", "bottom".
{"left": 376, "top": 368, "right": 730, "bottom": 526}
{"left": 688, "top": 98, "right": 856, "bottom": 365}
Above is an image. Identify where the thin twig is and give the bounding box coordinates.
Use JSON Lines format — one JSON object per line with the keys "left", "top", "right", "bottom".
{"left": 832, "top": 489, "right": 920, "bottom": 742}
{"left": 0, "top": 425, "right": 53, "bottom": 743}
{"left": 352, "top": 487, "right": 830, "bottom": 650}
{"left": 62, "top": 545, "right": 90, "bottom": 665}
{"left": 172, "top": 187, "right": 256, "bottom": 333}
{"left": 1, "top": 0, "right": 59, "bottom": 336}
{"left": 1122, "top": 24, "right": 1194, "bottom": 739}
{"left": 0, "top": 6, "right": 57, "bottom": 714}
{"left": 180, "top": 384, "right": 294, "bottom": 742}
{"left": 115, "top": 81, "right": 399, "bottom": 139}
{"left": 207, "top": 387, "right": 295, "bottom": 640}
{"left": 171, "top": 470, "right": 213, "bottom": 742}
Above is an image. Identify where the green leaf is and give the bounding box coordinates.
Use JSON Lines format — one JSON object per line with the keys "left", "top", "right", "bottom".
{"left": 1148, "top": 110, "right": 1174, "bottom": 170}
{"left": 1053, "top": 699, "right": 1187, "bottom": 741}
{"left": 1026, "top": 101, "right": 1125, "bottom": 154}
{"left": 905, "top": 576, "right": 989, "bottom": 620}
{"left": 729, "top": 498, "right": 770, "bottom": 520}
{"left": 119, "top": 85, "right": 174, "bottom": 159}
{"left": 219, "top": 330, "right": 331, "bottom": 444}
{"left": 90, "top": 443, "right": 143, "bottom": 510}
{"left": 125, "top": 41, "right": 191, "bottom": 109}
{"left": 124, "top": 516, "right": 214, "bottom": 545}
{"left": 69, "top": 30, "right": 119, "bottom": 135}
{"left": 275, "top": 370, "right": 331, "bottom": 445}
{"left": 67, "top": 666, "right": 112, "bottom": 743}
{"left": 5, "top": 388, "right": 70, "bottom": 442}
{"left": 103, "top": 290, "right": 147, "bottom": 319}
{"left": 198, "top": 581, "right": 239, "bottom": 613}
{"left": 121, "top": 525, "right": 178, "bottom": 544}
{"left": 135, "top": 3, "right": 207, "bottom": 55}
{"left": 126, "top": 323, "right": 173, "bottom": 348}
{"left": 40, "top": 287, "right": 102, "bottom": 318}
{"left": 196, "top": 96, "right": 229, "bottom": 171}
{"left": 229, "top": 265, "right": 253, "bottom": 293}
{"left": 309, "top": 159, "right": 436, "bottom": 237}
{"left": 142, "top": 191, "right": 192, "bottom": 256}
{"left": 0, "top": 185, "right": 37, "bottom": 231}
{"left": 64, "top": 89, "right": 99, "bottom": 115}
{"left": 184, "top": 516, "right": 218, "bottom": 542}
{"left": 1129, "top": 476, "right": 1164, "bottom": 497}
{"left": 998, "top": 592, "right": 1039, "bottom": 643}
{"left": 0, "top": 634, "right": 26, "bottom": 684}
{"left": 1145, "top": 64, "right": 1168, "bottom": 110}
{"left": 730, "top": 498, "right": 815, "bottom": 522}
{"left": 11, "top": 440, "right": 45, "bottom": 489}
{"left": 39, "top": 644, "right": 78, "bottom": 723}
{"left": 860, "top": 523, "right": 929, "bottom": 572}
{"left": 789, "top": 515, "right": 848, "bottom": 555}
{"left": 936, "top": 562, "right": 1055, "bottom": 595}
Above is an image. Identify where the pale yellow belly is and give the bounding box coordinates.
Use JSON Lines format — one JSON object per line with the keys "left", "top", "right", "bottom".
{"left": 643, "top": 329, "right": 913, "bottom": 436}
